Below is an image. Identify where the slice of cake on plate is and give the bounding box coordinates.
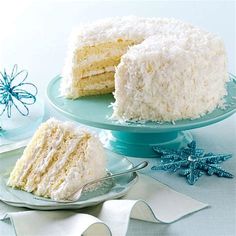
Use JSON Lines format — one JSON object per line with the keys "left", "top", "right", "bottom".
{"left": 7, "top": 118, "right": 106, "bottom": 201}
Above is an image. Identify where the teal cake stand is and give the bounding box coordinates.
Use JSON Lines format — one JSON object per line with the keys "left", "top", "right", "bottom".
{"left": 47, "top": 76, "right": 236, "bottom": 157}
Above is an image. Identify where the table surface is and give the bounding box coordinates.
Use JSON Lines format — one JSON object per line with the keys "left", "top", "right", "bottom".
{"left": 0, "top": 1, "right": 235, "bottom": 236}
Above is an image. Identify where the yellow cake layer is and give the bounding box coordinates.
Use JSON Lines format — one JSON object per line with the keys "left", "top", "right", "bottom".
{"left": 79, "top": 71, "right": 115, "bottom": 84}
{"left": 76, "top": 87, "right": 114, "bottom": 97}
{"left": 75, "top": 39, "right": 138, "bottom": 62}
{"left": 71, "top": 72, "right": 115, "bottom": 98}
{"left": 72, "top": 56, "right": 120, "bottom": 78}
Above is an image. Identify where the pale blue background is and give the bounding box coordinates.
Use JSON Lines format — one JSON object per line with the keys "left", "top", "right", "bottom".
{"left": 0, "top": 1, "right": 235, "bottom": 235}
{"left": 0, "top": 0, "right": 235, "bottom": 92}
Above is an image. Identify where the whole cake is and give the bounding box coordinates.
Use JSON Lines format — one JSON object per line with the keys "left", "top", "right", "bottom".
{"left": 8, "top": 118, "right": 106, "bottom": 200}
{"left": 60, "top": 16, "right": 228, "bottom": 121}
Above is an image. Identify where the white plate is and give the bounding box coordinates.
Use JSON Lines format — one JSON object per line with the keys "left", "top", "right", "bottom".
{"left": 0, "top": 149, "right": 138, "bottom": 210}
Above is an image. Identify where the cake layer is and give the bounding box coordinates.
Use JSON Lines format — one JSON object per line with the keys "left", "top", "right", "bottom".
{"left": 72, "top": 56, "right": 120, "bottom": 78}
{"left": 78, "top": 84, "right": 114, "bottom": 97}
{"left": 8, "top": 119, "right": 107, "bottom": 200}
{"left": 69, "top": 72, "right": 115, "bottom": 98}
{"left": 75, "top": 40, "right": 138, "bottom": 62}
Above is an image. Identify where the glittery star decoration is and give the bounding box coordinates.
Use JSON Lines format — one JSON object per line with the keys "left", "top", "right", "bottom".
{"left": 151, "top": 141, "right": 234, "bottom": 185}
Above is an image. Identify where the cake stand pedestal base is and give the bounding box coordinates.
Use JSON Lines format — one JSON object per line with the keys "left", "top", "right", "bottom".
{"left": 100, "top": 130, "right": 193, "bottom": 157}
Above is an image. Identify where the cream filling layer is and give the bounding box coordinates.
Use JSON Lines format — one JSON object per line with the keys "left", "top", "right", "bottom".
{"left": 74, "top": 49, "right": 126, "bottom": 66}
{"left": 75, "top": 66, "right": 115, "bottom": 78}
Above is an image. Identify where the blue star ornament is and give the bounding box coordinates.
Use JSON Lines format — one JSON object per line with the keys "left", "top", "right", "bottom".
{"left": 0, "top": 65, "right": 37, "bottom": 118}
{"left": 151, "top": 141, "right": 233, "bottom": 185}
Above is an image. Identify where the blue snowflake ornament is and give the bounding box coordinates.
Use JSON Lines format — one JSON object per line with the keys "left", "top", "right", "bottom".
{"left": 151, "top": 141, "right": 234, "bottom": 185}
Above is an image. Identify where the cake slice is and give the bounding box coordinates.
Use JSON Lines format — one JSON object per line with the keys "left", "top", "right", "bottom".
{"left": 7, "top": 118, "right": 106, "bottom": 201}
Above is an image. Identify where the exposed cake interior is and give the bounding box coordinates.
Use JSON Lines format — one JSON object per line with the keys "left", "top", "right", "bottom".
{"left": 8, "top": 118, "right": 106, "bottom": 200}
{"left": 62, "top": 39, "right": 139, "bottom": 98}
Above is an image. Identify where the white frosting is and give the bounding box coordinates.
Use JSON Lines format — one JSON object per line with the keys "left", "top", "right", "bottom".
{"left": 68, "top": 16, "right": 194, "bottom": 48}
{"left": 112, "top": 34, "right": 228, "bottom": 121}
